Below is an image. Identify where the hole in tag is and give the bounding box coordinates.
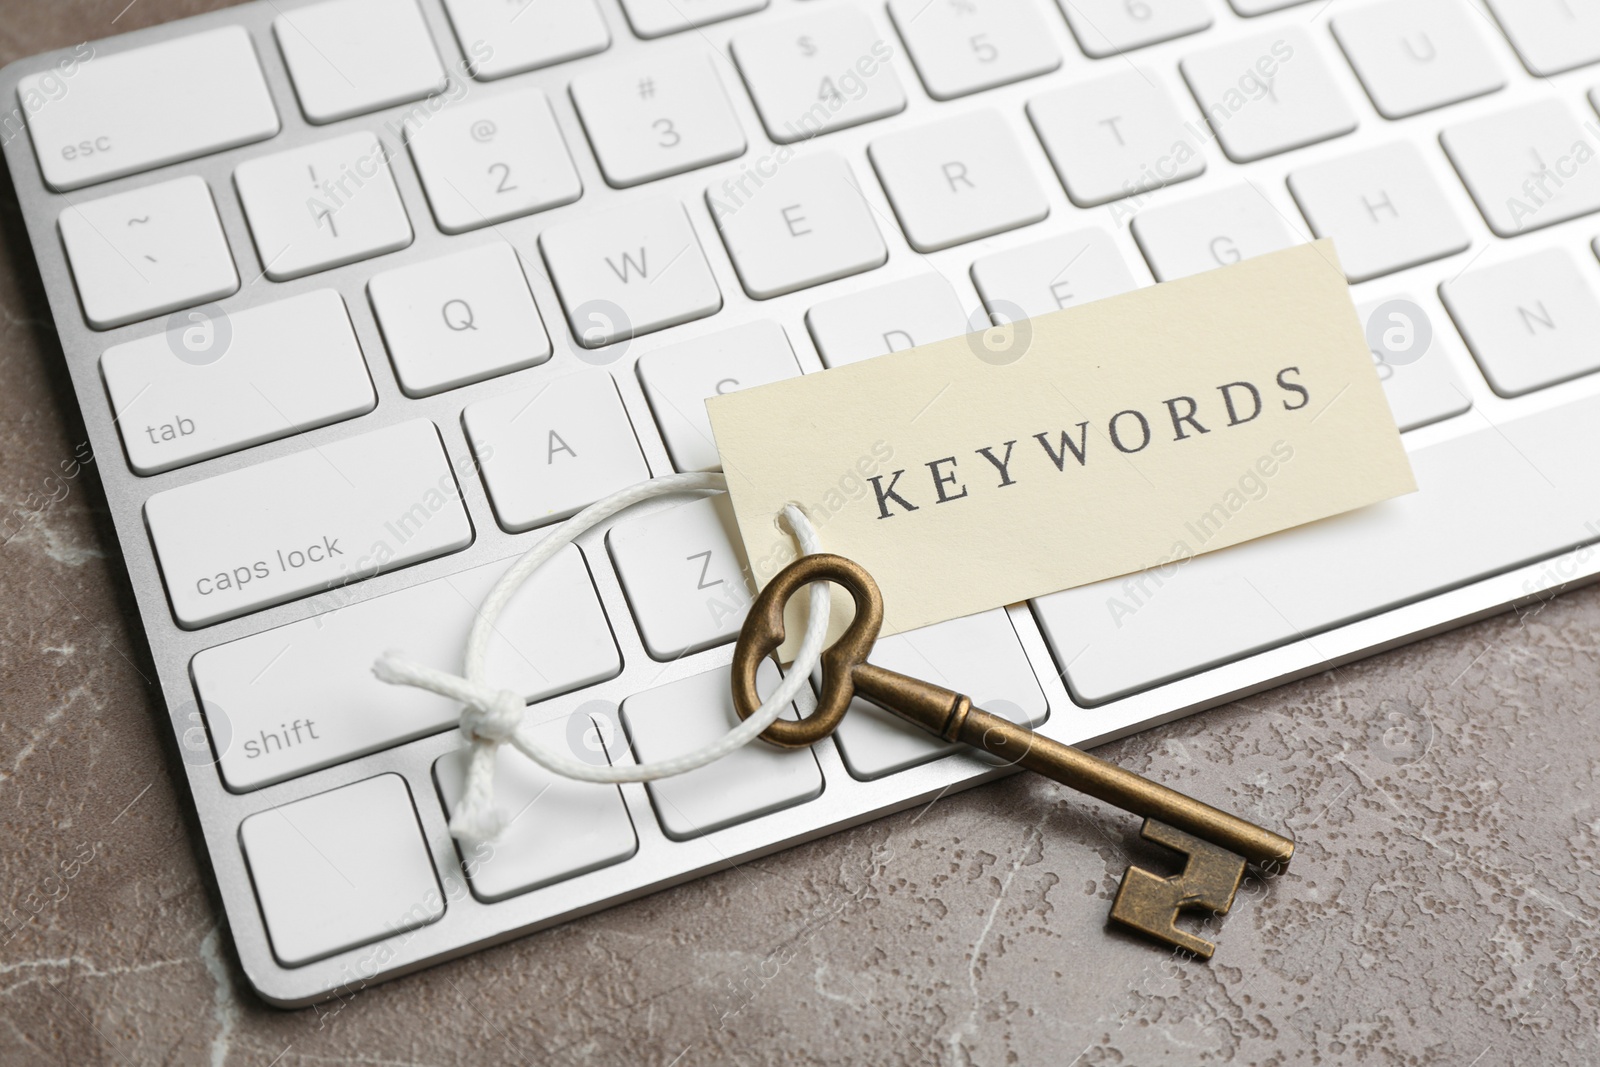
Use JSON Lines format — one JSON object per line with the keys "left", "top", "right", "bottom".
{"left": 774, "top": 501, "right": 809, "bottom": 536}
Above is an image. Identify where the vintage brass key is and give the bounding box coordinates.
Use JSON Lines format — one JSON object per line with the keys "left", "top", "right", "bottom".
{"left": 731, "top": 553, "right": 1295, "bottom": 959}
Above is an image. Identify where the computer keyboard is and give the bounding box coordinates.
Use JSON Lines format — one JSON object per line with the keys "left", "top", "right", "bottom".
{"left": 7, "top": 0, "right": 1600, "bottom": 1007}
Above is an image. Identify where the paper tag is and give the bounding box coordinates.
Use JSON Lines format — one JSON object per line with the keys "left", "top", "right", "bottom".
{"left": 708, "top": 240, "right": 1417, "bottom": 657}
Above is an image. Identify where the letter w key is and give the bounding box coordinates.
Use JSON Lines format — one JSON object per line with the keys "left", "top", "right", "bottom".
{"left": 538, "top": 197, "right": 722, "bottom": 347}
{"left": 606, "top": 248, "right": 647, "bottom": 282}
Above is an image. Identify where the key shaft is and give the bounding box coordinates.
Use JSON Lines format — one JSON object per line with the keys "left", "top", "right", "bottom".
{"left": 729, "top": 552, "right": 1294, "bottom": 872}
{"left": 851, "top": 663, "right": 1295, "bottom": 870}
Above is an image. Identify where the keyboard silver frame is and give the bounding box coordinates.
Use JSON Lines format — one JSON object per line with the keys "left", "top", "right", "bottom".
{"left": 6, "top": 0, "right": 1600, "bottom": 1007}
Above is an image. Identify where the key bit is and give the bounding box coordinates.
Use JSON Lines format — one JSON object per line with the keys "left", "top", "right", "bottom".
{"left": 730, "top": 553, "right": 1295, "bottom": 957}
{"left": 1110, "top": 819, "right": 1248, "bottom": 959}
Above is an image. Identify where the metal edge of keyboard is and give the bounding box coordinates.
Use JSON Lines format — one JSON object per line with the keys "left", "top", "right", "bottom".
{"left": 6, "top": 0, "right": 1600, "bottom": 1007}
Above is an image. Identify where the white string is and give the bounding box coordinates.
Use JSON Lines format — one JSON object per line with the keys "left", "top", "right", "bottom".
{"left": 372, "top": 472, "right": 828, "bottom": 845}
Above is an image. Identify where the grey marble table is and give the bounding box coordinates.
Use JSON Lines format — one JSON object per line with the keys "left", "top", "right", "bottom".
{"left": 1, "top": 1, "right": 1596, "bottom": 1062}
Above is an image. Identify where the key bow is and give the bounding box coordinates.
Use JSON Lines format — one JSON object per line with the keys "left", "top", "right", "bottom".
{"left": 730, "top": 552, "right": 884, "bottom": 749}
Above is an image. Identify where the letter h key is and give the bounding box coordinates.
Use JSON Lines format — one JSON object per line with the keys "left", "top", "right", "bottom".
{"left": 731, "top": 553, "right": 1295, "bottom": 959}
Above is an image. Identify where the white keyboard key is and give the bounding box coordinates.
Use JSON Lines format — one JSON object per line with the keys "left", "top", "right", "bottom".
{"left": 194, "top": 546, "right": 619, "bottom": 791}
{"left": 406, "top": 87, "right": 583, "bottom": 234}
{"left": 830, "top": 611, "right": 1046, "bottom": 781}
{"left": 1036, "top": 392, "right": 1600, "bottom": 703}
{"left": 463, "top": 369, "right": 650, "bottom": 532}
{"left": 1330, "top": 0, "right": 1505, "bottom": 120}
{"left": 145, "top": 419, "right": 472, "bottom": 628}
{"left": 621, "top": 661, "right": 822, "bottom": 839}
{"left": 1441, "top": 248, "right": 1600, "bottom": 398}
{"left": 607, "top": 496, "right": 752, "bottom": 659}
{"left": 540, "top": 197, "right": 721, "bottom": 346}
{"left": 435, "top": 723, "right": 636, "bottom": 901}
{"left": 19, "top": 27, "right": 279, "bottom": 193}
{"left": 1181, "top": 29, "right": 1358, "bottom": 163}
{"left": 806, "top": 273, "right": 968, "bottom": 368}
{"left": 1027, "top": 69, "right": 1206, "bottom": 208}
{"left": 235, "top": 132, "right": 413, "bottom": 282}
{"left": 102, "top": 290, "right": 375, "bottom": 476}
{"left": 971, "top": 229, "right": 1138, "bottom": 321}
{"left": 709, "top": 152, "right": 886, "bottom": 298}
{"left": 1485, "top": 0, "right": 1600, "bottom": 77}
{"left": 1287, "top": 142, "right": 1470, "bottom": 284}
{"left": 620, "top": 0, "right": 766, "bottom": 38}
{"left": 442, "top": 0, "right": 610, "bottom": 79}
{"left": 274, "top": 0, "right": 447, "bottom": 123}
{"left": 572, "top": 50, "right": 746, "bottom": 187}
{"left": 889, "top": 0, "right": 1061, "bottom": 100}
{"left": 1130, "top": 183, "right": 1298, "bottom": 282}
{"left": 731, "top": 6, "right": 906, "bottom": 144}
{"left": 1355, "top": 293, "right": 1471, "bottom": 432}
{"left": 868, "top": 111, "right": 1049, "bottom": 253}
{"left": 636, "top": 320, "right": 800, "bottom": 472}
{"left": 1441, "top": 100, "right": 1600, "bottom": 238}
{"left": 1059, "top": 0, "right": 1210, "bottom": 58}
{"left": 239, "top": 775, "right": 441, "bottom": 966}
{"left": 369, "top": 243, "right": 551, "bottom": 397}
{"left": 1228, "top": 0, "right": 1312, "bottom": 12}
{"left": 59, "top": 175, "right": 238, "bottom": 330}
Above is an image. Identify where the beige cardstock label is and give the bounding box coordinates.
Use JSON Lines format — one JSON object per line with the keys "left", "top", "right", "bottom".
{"left": 708, "top": 240, "right": 1417, "bottom": 657}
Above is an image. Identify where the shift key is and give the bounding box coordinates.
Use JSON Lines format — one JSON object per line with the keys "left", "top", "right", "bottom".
{"left": 145, "top": 420, "right": 473, "bottom": 628}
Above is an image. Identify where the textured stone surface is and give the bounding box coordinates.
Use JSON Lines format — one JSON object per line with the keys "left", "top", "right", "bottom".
{"left": 2, "top": 3, "right": 1599, "bottom": 1064}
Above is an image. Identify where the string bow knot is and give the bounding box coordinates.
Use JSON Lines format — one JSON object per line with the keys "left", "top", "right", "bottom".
{"left": 372, "top": 472, "right": 830, "bottom": 847}
{"left": 460, "top": 689, "right": 525, "bottom": 744}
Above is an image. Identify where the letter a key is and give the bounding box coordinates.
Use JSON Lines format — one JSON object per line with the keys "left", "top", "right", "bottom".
{"left": 731, "top": 554, "right": 1295, "bottom": 958}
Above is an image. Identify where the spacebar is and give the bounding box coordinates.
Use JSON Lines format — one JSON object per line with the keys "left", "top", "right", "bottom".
{"left": 1034, "top": 396, "right": 1600, "bottom": 705}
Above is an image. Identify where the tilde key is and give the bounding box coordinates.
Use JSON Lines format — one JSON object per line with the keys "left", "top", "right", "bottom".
{"left": 731, "top": 554, "right": 1295, "bottom": 959}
